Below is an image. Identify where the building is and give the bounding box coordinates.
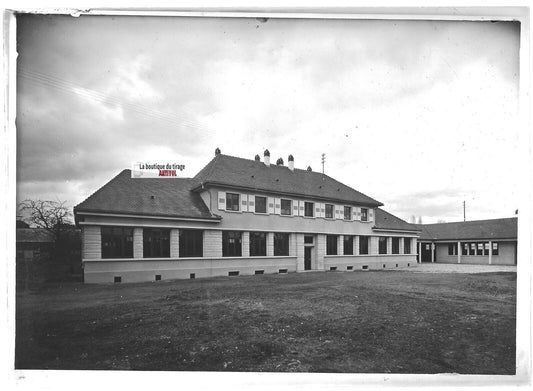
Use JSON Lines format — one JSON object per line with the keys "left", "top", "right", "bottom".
{"left": 417, "top": 218, "right": 517, "bottom": 265}
{"left": 74, "top": 150, "right": 420, "bottom": 283}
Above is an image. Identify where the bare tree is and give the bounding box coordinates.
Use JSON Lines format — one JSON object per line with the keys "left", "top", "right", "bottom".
{"left": 18, "top": 199, "right": 73, "bottom": 240}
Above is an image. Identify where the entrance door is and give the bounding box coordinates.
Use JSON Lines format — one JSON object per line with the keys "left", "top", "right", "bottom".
{"left": 304, "top": 247, "right": 312, "bottom": 270}
{"left": 421, "top": 243, "right": 433, "bottom": 263}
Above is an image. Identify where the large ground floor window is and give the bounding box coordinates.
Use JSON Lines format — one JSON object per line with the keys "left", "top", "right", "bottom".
{"left": 274, "top": 233, "right": 290, "bottom": 256}
{"left": 143, "top": 228, "right": 170, "bottom": 258}
{"left": 250, "top": 232, "right": 267, "bottom": 256}
{"left": 326, "top": 235, "right": 338, "bottom": 255}
{"left": 179, "top": 229, "right": 203, "bottom": 257}
{"left": 101, "top": 227, "right": 133, "bottom": 258}
{"left": 223, "top": 231, "right": 242, "bottom": 257}
{"left": 343, "top": 235, "right": 354, "bottom": 255}
{"left": 378, "top": 237, "right": 387, "bottom": 254}
{"left": 359, "top": 236, "right": 369, "bottom": 255}
{"left": 404, "top": 238, "right": 411, "bottom": 254}
{"left": 392, "top": 237, "right": 400, "bottom": 254}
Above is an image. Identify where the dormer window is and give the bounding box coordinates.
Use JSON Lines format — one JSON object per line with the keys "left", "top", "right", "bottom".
{"left": 226, "top": 193, "right": 240, "bottom": 211}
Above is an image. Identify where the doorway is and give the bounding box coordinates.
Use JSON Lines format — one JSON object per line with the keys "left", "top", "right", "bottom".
{"left": 421, "top": 242, "right": 433, "bottom": 263}
{"left": 304, "top": 247, "right": 312, "bottom": 270}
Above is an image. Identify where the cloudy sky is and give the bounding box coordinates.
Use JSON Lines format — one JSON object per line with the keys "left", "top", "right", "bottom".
{"left": 16, "top": 14, "right": 521, "bottom": 223}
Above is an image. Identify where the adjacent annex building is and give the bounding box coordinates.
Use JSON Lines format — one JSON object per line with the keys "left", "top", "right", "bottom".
{"left": 74, "top": 150, "right": 420, "bottom": 283}
{"left": 417, "top": 218, "right": 517, "bottom": 265}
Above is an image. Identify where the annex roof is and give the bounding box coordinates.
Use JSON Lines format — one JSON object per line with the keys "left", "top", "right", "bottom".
{"left": 374, "top": 208, "right": 420, "bottom": 233}
{"left": 193, "top": 154, "right": 383, "bottom": 207}
{"left": 417, "top": 217, "right": 517, "bottom": 241}
{"left": 74, "top": 170, "right": 219, "bottom": 220}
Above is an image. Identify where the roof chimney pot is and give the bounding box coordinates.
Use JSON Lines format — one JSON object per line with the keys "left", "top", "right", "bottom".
{"left": 288, "top": 155, "right": 294, "bottom": 171}
{"left": 254, "top": 154, "right": 260, "bottom": 161}
{"left": 215, "top": 147, "right": 221, "bottom": 156}
{"left": 264, "top": 149, "right": 270, "bottom": 166}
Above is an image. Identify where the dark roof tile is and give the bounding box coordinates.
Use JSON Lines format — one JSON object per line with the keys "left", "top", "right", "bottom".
{"left": 374, "top": 209, "right": 420, "bottom": 232}
{"left": 417, "top": 218, "right": 517, "bottom": 241}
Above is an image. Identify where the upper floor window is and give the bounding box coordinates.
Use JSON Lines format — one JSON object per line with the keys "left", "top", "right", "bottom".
{"left": 143, "top": 228, "right": 170, "bottom": 258}
{"left": 179, "top": 229, "right": 203, "bottom": 257}
{"left": 359, "top": 236, "right": 369, "bottom": 255}
{"left": 326, "top": 235, "right": 338, "bottom": 255}
{"left": 274, "top": 233, "right": 290, "bottom": 256}
{"left": 325, "top": 204, "right": 334, "bottom": 219}
{"left": 280, "top": 199, "right": 292, "bottom": 216}
{"left": 222, "top": 231, "right": 242, "bottom": 257}
{"left": 343, "top": 235, "right": 354, "bottom": 255}
{"left": 304, "top": 202, "right": 314, "bottom": 217}
{"left": 255, "top": 196, "right": 267, "bottom": 213}
{"left": 392, "top": 237, "right": 400, "bottom": 254}
{"left": 250, "top": 232, "right": 266, "bottom": 256}
{"left": 344, "top": 206, "right": 352, "bottom": 220}
{"left": 226, "top": 193, "right": 240, "bottom": 211}
{"left": 378, "top": 237, "right": 387, "bottom": 254}
{"left": 102, "top": 227, "right": 133, "bottom": 259}
{"left": 404, "top": 238, "right": 411, "bottom": 254}
{"left": 361, "top": 208, "right": 368, "bottom": 222}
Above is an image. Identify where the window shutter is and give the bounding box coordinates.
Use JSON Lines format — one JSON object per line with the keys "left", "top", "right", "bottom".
{"left": 369, "top": 208, "right": 374, "bottom": 222}
{"left": 355, "top": 207, "right": 361, "bottom": 221}
{"left": 241, "top": 193, "right": 248, "bottom": 212}
{"left": 218, "top": 191, "right": 226, "bottom": 210}
{"left": 353, "top": 207, "right": 358, "bottom": 221}
{"left": 249, "top": 195, "right": 256, "bottom": 213}
{"left": 274, "top": 198, "right": 281, "bottom": 215}
{"left": 320, "top": 203, "right": 325, "bottom": 218}
{"left": 267, "top": 197, "right": 275, "bottom": 214}
{"left": 336, "top": 205, "right": 341, "bottom": 219}
{"left": 292, "top": 200, "right": 298, "bottom": 216}
{"left": 299, "top": 200, "right": 305, "bottom": 217}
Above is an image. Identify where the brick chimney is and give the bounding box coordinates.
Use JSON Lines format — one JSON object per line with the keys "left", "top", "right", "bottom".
{"left": 288, "top": 154, "right": 294, "bottom": 171}
{"left": 264, "top": 149, "right": 270, "bottom": 167}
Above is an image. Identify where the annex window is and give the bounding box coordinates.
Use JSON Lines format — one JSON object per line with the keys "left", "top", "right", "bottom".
{"left": 143, "top": 228, "right": 170, "bottom": 258}
{"left": 359, "top": 236, "right": 369, "bottom": 255}
{"left": 361, "top": 208, "right": 368, "bottom": 222}
{"left": 325, "top": 204, "right": 334, "bottom": 219}
{"left": 101, "top": 227, "right": 133, "bottom": 259}
{"left": 477, "top": 242, "right": 484, "bottom": 256}
{"left": 255, "top": 196, "right": 267, "bottom": 213}
{"left": 250, "top": 232, "right": 267, "bottom": 256}
{"left": 448, "top": 243, "right": 458, "bottom": 256}
{"left": 492, "top": 242, "right": 499, "bottom": 256}
{"left": 304, "top": 202, "right": 314, "bottom": 217}
{"left": 392, "top": 237, "right": 400, "bottom": 254}
{"left": 404, "top": 238, "right": 411, "bottom": 254}
{"left": 326, "top": 235, "right": 338, "bottom": 255}
{"left": 470, "top": 243, "right": 476, "bottom": 256}
{"left": 344, "top": 206, "right": 352, "bottom": 220}
{"left": 222, "top": 231, "right": 242, "bottom": 257}
{"left": 484, "top": 242, "right": 490, "bottom": 256}
{"left": 304, "top": 235, "right": 314, "bottom": 244}
{"left": 226, "top": 193, "right": 240, "bottom": 211}
{"left": 378, "top": 237, "right": 387, "bottom": 254}
{"left": 179, "top": 229, "right": 203, "bottom": 258}
{"left": 462, "top": 243, "right": 468, "bottom": 256}
{"left": 280, "top": 199, "right": 292, "bottom": 216}
{"left": 274, "top": 233, "right": 290, "bottom": 256}
{"left": 343, "top": 235, "right": 354, "bottom": 255}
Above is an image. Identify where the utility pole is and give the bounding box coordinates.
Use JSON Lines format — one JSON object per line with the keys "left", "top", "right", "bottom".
{"left": 463, "top": 200, "right": 466, "bottom": 222}
{"left": 321, "top": 153, "right": 326, "bottom": 175}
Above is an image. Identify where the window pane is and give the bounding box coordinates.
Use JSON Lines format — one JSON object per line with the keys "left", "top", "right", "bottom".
{"left": 274, "top": 233, "right": 290, "bottom": 256}
{"left": 179, "top": 229, "right": 203, "bottom": 257}
{"left": 280, "top": 199, "right": 292, "bottom": 216}
{"left": 344, "top": 206, "right": 351, "bottom": 220}
{"left": 144, "top": 228, "right": 170, "bottom": 258}
{"left": 359, "top": 236, "right": 369, "bottom": 255}
{"left": 223, "top": 231, "right": 242, "bottom": 257}
{"left": 102, "top": 226, "right": 133, "bottom": 259}
{"left": 343, "top": 235, "right": 354, "bottom": 255}
{"left": 255, "top": 196, "right": 266, "bottom": 213}
{"left": 325, "top": 204, "right": 334, "bottom": 219}
{"left": 226, "top": 193, "right": 240, "bottom": 211}
{"left": 404, "top": 238, "right": 411, "bottom": 254}
{"left": 250, "top": 232, "right": 266, "bottom": 256}
{"left": 492, "top": 242, "right": 499, "bottom": 255}
{"left": 304, "top": 235, "right": 313, "bottom": 244}
{"left": 378, "top": 237, "right": 387, "bottom": 254}
{"left": 361, "top": 208, "right": 368, "bottom": 222}
{"left": 304, "top": 202, "right": 314, "bottom": 217}
{"left": 326, "top": 235, "right": 338, "bottom": 255}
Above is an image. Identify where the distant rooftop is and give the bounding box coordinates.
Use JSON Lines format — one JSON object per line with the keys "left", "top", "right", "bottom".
{"left": 418, "top": 217, "right": 517, "bottom": 241}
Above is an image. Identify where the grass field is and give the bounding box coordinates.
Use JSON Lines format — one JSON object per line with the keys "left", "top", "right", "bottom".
{"left": 15, "top": 271, "right": 516, "bottom": 373}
